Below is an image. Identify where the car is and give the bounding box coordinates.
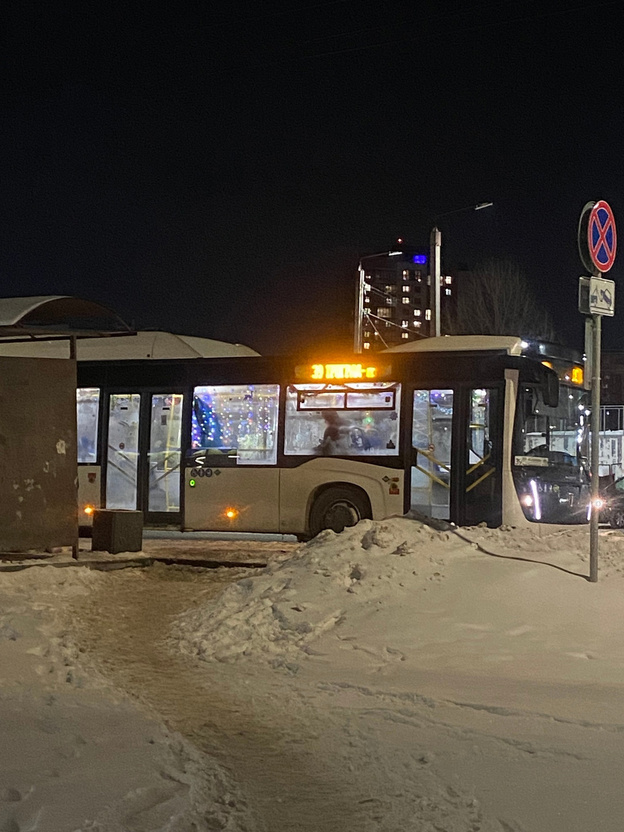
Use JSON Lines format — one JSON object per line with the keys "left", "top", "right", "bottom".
{"left": 600, "top": 476, "right": 624, "bottom": 528}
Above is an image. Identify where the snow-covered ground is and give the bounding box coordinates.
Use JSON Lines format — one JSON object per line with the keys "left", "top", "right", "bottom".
{"left": 0, "top": 565, "right": 255, "bottom": 831}
{"left": 3, "top": 518, "right": 624, "bottom": 830}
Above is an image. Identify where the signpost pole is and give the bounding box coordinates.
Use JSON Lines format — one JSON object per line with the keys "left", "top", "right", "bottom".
{"left": 589, "top": 312, "right": 601, "bottom": 582}
{"left": 577, "top": 199, "right": 617, "bottom": 583}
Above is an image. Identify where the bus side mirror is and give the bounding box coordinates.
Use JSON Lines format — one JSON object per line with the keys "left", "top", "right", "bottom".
{"left": 544, "top": 374, "right": 559, "bottom": 408}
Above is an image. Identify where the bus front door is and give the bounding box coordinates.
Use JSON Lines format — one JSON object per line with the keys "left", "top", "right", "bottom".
{"left": 460, "top": 387, "right": 501, "bottom": 527}
{"left": 411, "top": 389, "right": 453, "bottom": 520}
{"left": 411, "top": 387, "right": 501, "bottom": 527}
{"left": 105, "top": 391, "right": 184, "bottom": 526}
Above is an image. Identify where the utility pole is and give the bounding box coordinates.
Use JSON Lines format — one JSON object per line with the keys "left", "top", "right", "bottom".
{"left": 429, "top": 226, "right": 442, "bottom": 337}
{"left": 354, "top": 262, "right": 365, "bottom": 352}
{"left": 428, "top": 202, "right": 493, "bottom": 339}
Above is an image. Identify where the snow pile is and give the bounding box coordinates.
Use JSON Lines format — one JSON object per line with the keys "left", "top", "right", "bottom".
{"left": 170, "top": 517, "right": 470, "bottom": 665}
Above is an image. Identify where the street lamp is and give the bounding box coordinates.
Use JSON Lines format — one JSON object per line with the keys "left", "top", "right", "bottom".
{"left": 429, "top": 202, "right": 493, "bottom": 337}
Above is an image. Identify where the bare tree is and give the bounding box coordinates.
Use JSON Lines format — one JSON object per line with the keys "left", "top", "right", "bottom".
{"left": 444, "top": 259, "right": 556, "bottom": 342}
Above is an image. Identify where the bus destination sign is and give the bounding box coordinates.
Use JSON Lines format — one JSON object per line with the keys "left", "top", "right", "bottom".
{"left": 295, "top": 362, "right": 390, "bottom": 381}
{"left": 312, "top": 363, "right": 377, "bottom": 380}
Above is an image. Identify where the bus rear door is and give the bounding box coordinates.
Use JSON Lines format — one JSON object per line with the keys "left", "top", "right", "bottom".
{"left": 105, "top": 391, "right": 185, "bottom": 526}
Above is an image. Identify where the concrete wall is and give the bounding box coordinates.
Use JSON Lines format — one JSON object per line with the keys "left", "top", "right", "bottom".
{"left": 0, "top": 357, "right": 77, "bottom": 552}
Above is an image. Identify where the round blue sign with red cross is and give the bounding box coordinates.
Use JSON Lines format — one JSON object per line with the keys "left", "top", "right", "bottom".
{"left": 588, "top": 200, "right": 617, "bottom": 273}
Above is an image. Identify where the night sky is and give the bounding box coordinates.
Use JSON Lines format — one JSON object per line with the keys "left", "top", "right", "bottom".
{"left": 2, "top": 1, "right": 623, "bottom": 355}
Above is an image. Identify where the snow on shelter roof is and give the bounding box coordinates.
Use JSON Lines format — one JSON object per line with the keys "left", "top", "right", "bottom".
{"left": 0, "top": 329, "right": 260, "bottom": 360}
{"left": 0, "top": 295, "right": 132, "bottom": 338}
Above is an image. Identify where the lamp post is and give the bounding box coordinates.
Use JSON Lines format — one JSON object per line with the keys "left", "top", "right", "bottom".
{"left": 429, "top": 202, "right": 493, "bottom": 338}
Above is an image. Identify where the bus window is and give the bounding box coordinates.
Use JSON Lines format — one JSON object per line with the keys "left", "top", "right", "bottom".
{"left": 77, "top": 387, "right": 100, "bottom": 463}
{"left": 284, "top": 384, "right": 401, "bottom": 456}
{"left": 411, "top": 389, "right": 453, "bottom": 519}
{"left": 191, "top": 384, "right": 279, "bottom": 465}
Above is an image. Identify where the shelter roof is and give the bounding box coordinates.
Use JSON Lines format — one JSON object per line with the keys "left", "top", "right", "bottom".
{"left": 0, "top": 295, "right": 132, "bottom": 339}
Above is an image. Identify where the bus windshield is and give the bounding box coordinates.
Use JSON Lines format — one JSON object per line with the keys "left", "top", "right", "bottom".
{"left": 514, "top": 384, "right": 589, "bottom": 469}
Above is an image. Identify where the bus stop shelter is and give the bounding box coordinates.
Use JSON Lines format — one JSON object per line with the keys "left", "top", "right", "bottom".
{"left": 0, "top": 296, "right": 133, "bottom": 554}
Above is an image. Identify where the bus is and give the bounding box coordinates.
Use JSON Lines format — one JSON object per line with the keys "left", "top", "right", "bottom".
{"left": 69, "top": 334, "right": 590, "bottom": 536}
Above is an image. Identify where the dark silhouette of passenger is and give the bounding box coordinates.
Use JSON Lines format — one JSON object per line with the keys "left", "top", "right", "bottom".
{"left": 315, "top": 410, "right": 351, "bottom": 455}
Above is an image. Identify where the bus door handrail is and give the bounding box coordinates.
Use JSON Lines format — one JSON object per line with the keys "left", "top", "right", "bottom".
{"left": 465, "top": 451, "right": 495, "bottom": 492}
{"left": 413, "top": 447, "right": 451, "bottom": 489}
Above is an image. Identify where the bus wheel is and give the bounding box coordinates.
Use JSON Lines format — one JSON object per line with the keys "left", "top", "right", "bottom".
{"left": 309, "top": 487, "right": 370, "bottom": 537}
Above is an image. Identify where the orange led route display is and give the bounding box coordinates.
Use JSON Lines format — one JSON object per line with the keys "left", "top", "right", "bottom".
{"left": 310, "top": 363, "right": 377, "bottom": 380}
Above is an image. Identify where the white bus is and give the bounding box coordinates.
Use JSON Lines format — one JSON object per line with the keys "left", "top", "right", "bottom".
{"left": 67, "top": 334, "right": 590, "bottom": 536}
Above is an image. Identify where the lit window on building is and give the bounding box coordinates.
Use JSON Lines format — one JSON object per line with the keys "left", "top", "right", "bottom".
{"left": 402, "top": 320, "right": 409, "bottom": 327}
{"left": 402, "top": 270, "right": 409, "bottom": 278}
{"left": 402, "top": 332, "right": 410, "bottom": 339}
{"left": 385, "top": 297, "right": 394, "bottom": 306}
{"left": 414, "top": 321, "right": 422, "bottom": 328}
{"left": 385, "top": 284, "right": 397, "bottom": 294}
{"left": 402, "top": 297, "right": 410, "bottom": 304}
{"left": 403, "top": 284, "right": 411, "bottom": 292}
{"left": 364, "top": 330, "right": 371, "bottom": 338}
{"left": 445, "top": 276, "right": 452, "bottom": 284}
{"left": 385, "top": 321, "right": 391, "bottom": 328}
{"left": 377, "top": 307, "right": 392, "bottom": 318}
{"left": 445, "top": 288, "right": 451, "bottom": 296}
{"left": 425, "top": 309, "right": 432, "bottom": 320}
{"left": 363, "top": 342, "right": 370, "bottom": 349}
{"left": 414, "top": 309, "right": 421, "bottom": 317}
{"left": 414, "top": 271, "right": 422, "bottom": 279}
